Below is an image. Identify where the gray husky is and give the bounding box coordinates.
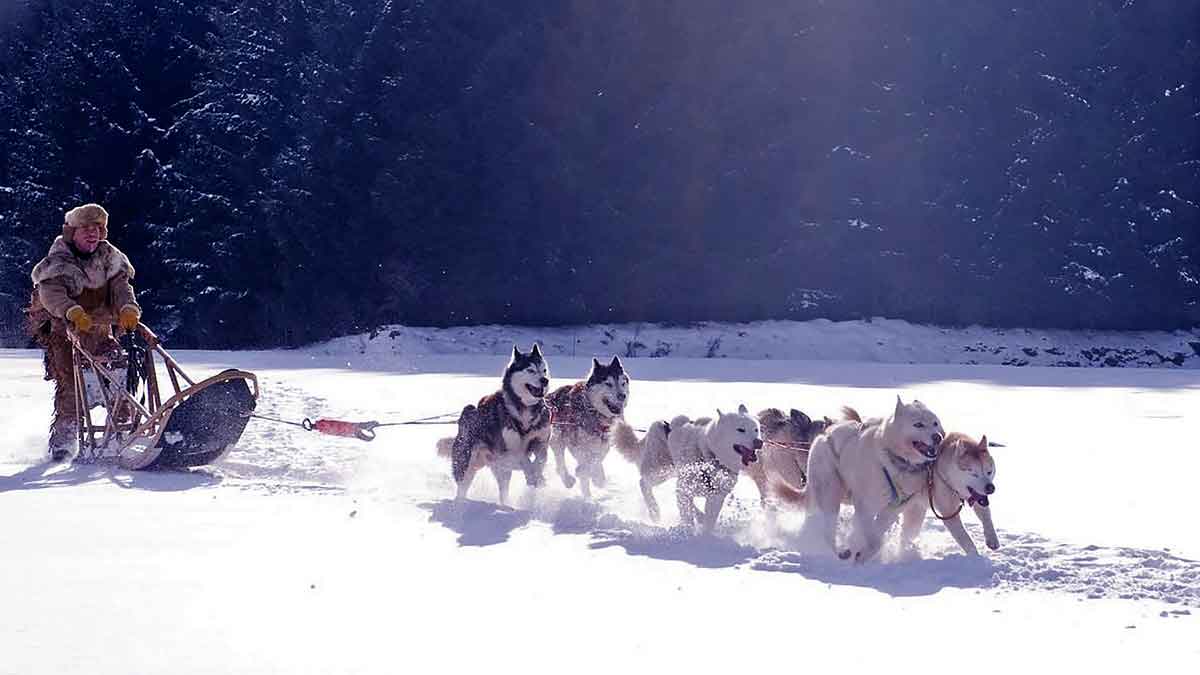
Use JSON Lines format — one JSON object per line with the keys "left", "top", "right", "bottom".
{"left": 547, "top": 356, "right": 630, "bottom": 500}
{"left": 744, "top": 407, "right": 833, "bottom": 509}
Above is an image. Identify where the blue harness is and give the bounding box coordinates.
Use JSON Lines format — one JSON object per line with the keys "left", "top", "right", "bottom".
{"left": 881, "top": 450, "right": 931, "bottom": 508}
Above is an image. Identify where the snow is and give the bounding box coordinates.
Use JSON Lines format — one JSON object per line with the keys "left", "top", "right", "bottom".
{"left": 2, "top": 324, "right": 1199, "bottom": 671}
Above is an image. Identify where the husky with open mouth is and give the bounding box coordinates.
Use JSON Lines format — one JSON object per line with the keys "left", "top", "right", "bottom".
{"left": 547, "top": 356, "right": 630, "bottom": 500}
{"left": 435, "top": 345, "right": 551, "bottom": 505}
{"left": 898, "top": 431, "right": 1000, "bottom": 556}
{"left": 612, "top": 405, "right": 763, "bottom": 534}
{"left": 802, "top": 397, "right": 945, "bottom": 562}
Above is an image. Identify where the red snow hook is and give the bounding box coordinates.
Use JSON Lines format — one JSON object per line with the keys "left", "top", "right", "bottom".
{"left": 304, "top": 418, "right": 382, "bottom": 442}
{"left": 247, "top": 411, "right": 459, "bottom": 442}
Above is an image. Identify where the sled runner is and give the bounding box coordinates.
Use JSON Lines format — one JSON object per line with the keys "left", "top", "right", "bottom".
{"left": 67, "top": 324, "right": 259, "bottom": 470}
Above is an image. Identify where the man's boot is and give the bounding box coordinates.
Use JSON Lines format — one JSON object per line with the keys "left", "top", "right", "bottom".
{"left": 48, "top": 340, "right": 79, "bottom": 462}
{"left": 49, "top": 412, "right": 77, "bottom": 462}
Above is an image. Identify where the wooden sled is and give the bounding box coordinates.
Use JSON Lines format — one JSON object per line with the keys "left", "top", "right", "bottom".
{"left": 68, "top": 323, "right": 259, "bottom": 470}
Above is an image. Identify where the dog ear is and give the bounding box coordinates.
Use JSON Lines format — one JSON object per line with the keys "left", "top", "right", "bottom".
{"left": 591, "top": 357, "right": 602, "bottom": 370}
{"left": 789, "top": 408, "right": 812, "bottom": 429}
{"left": 823, "top": 416, "right": 834, "bottom": 427}
{"left": 512, "top": 344, "right": 522, "bottom": 360}
{"left": 716, "top": 408, "right": 724, "bottom": 418}
{"left": 759, "top": 409, "right": 784, "bottom": 430}
{"left": 530, "top": 343, "right": 543, "bottom": 359}
{"left": 609, "top": 356, "right": 623, "bottom": 371}
{"left": 738, "top": 404, "right": 748, "bottom": 415}
{"left": 978, "top": 435, "right": 990, "bottom": 454}
{"left": 894, "top": 395, "right": 904, "bottom": 417}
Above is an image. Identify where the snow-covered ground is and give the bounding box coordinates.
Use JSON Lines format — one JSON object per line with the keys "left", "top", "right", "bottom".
{"left": 3, "top": 330, "right": 1199, "bottom": 672}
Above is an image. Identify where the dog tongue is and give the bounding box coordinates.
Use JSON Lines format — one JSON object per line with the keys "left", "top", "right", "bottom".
{"left": 967, "top": 487, "right": 990, "bottom": 507}
{"left": 734, "top": 445, "right": 758, "bottom": 466}
{"left": 913, "top": 440, "right": 936, "bottom": 459}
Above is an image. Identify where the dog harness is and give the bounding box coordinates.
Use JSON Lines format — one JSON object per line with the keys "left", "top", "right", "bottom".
{"left": 881, "top": 449, "right": 930, "bottom": 508}
{"left": 545, "top": 382, "right": 612, "bottom": 436}
{"left": 881, "top": 466, "right": 918, "bottom": 508}
{"left": 504, "top": 402, "right": 550, "bottom": 437}
{"left": 926, "top": 465, "right": 966, "bottom": 521}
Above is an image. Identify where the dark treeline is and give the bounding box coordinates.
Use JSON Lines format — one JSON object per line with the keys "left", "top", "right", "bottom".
{"left": 1, "top": 0, "right": 1196, "bottom": 348}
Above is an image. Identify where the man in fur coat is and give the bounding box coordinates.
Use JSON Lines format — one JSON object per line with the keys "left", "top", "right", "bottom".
{"left": 27, "top": 203, "right": 142, "bottom": 461}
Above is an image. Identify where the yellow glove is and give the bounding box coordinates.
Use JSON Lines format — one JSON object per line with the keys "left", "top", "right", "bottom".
{"left": 119, "top": 306, "right": 141, "bottom": 332}
{"left": 65, "top": 306, "right": 93, "bottom": 333}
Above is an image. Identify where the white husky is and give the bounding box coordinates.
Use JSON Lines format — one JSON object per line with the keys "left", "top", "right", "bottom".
{"left": 803, "top": 397, "right": 944, "bottom": 562}
{"left": 613, "top": 405, "right": 763, "bottom": 534}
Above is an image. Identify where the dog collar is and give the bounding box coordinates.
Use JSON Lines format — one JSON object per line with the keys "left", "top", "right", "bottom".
{"left": 932, "top": 465, "right": 970, "bottom": 503}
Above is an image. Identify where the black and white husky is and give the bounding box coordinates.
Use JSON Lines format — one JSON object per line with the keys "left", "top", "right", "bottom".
{"left": 547, "top": 356, "right": 630, "bottom": 499}
{"left": 436, "top": 345, "right": 551, "bottom": 504}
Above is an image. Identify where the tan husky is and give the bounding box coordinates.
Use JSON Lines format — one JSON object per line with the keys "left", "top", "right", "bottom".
{"left": 773, "top": 411, "right": 1002, "bottom": 558}
{"left": 898, "top": 431, "right": 1000, "bottom": 556}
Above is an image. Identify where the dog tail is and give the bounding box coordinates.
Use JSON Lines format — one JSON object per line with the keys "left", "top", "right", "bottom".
{"left": 770, "top": 481, "right": 807, "bottom": 508}
{"left": 840, "top": 406, "right": 861, "bottom": 423}
{"left": 437, "top": 405, "right": 474, "bottom": 459}
{"left": 611, "top": 420, "right": 644, "bottom": 464}
{"left": 642, "top": 420, "right": 671, "bottom": 466}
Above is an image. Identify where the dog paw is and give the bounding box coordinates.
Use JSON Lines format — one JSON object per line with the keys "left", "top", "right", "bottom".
{"left": 561, "top": 474, "right": 576, "bottom": 489}
{"left": 986, "top": 538, "right": 1000, "bottom": 550}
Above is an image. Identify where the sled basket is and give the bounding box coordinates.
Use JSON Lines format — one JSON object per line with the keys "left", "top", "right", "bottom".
{"left": 68, "top": 324, "right": 259, "bottom": 470}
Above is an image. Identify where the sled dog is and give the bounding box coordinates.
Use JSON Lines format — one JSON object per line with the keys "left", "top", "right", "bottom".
{"left": 744, "top": 407, "right": 832, "bottom": 508}
{"left": 547, "top": 356, "right": 630, "bottom": 499}
{"left": 612, "top": 405, "right": 762, "bottom": 534}
{"left": 436, "top": 345, "right": 551, "bottom": 504}
{"left": 803, "top": 397, "right": 944, "bottom": 562}
{"left": 897, "top": 430, "right": 1000, "bottom": 555}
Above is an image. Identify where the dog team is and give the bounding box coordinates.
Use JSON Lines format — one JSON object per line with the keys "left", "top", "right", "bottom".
{"left": 437, "top": 345, "right": 1000, "bottom": 562}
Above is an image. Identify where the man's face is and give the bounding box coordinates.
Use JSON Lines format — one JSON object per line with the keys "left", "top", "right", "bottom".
{"left": 71, "top": 221, "right": 103, "bottom": 253}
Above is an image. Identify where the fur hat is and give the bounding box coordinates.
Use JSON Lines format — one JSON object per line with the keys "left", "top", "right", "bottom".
{"left": 63, "top": 203, "right": 109, "bottom": 242}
